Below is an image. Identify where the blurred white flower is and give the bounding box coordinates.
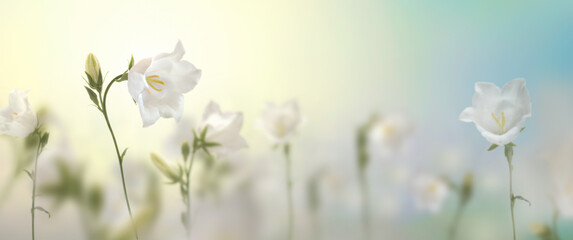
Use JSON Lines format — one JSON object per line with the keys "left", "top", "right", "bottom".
{"left": 258, "top": 100, "right": 302, "bottom": 144}
{"left": 0, "top": 89, "right": 37, "bottom": 137}
{"left": 555, "top": 180, "right": 573, "bottom": 218}
{"left": 128, "top": 41, "right": 202, "bottom": 127}
{"left": 197, "top": 101, "right": 248, "bottom": 157}
{"left": 368, "top": 113, "right": 414, "bottom": 159}
{"left": 459, "top": 78, "right": 531, "bottom": 145}
{"left": 546, "top": 136, "right": 573, "bottom": 218}
{"left": 411, "top": 174, "right": 449, "bottom": 213}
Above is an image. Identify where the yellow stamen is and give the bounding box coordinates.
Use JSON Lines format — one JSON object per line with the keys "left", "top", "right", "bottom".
{"left": 12, "top": 112, "right": 18, "bottom": 115}
{"left": 491, "top": 111, "right": 506, "bottom": 134}
{"left": 145, "top": 75, "right": 166, "bottom": 92}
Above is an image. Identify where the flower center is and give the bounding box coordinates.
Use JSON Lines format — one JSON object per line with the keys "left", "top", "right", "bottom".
{"left": 491, "top": 111, "right": 506, "bottom": 134}
{"left": 275, "top": 121, "right": 287, "bottom": 137}
{"left": 9, "top": 112, "right": 17, "bottom": 120}
{"left": 145, "top": 75, "right": 166, "bottom": 93}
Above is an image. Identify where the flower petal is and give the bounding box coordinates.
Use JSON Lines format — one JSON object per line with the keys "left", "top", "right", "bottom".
{"left": 459, "top": 107, "right": 474, "bottom": 122}
{"left": 138, "top": 94, "right": 161, "bottom": 127}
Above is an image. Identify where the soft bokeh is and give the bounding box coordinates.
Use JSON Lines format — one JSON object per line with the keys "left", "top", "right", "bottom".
{"left": 1, "top": 0, "right": 573, "bottom": 239}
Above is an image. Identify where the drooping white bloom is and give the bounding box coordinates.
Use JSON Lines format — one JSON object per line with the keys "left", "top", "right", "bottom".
{"left": 0, "top": 89, "right": 37, "bottom": 137}
{"left": 368, "top": 113, "right": 414, "bottom": 159}
{"left": 459, "top": 78, "right": 531, "bottom": 145}
{"left": 128, "top": 41, "right": 202, "bottom": 127}
{"left": 411, "top": 174, "right": 449, "bottom": 213}
{"left": 197, "top": 101, "right": 248, "bottom": 157}
{"left": 259, "top": 100, "right": 302, "bottom": 144}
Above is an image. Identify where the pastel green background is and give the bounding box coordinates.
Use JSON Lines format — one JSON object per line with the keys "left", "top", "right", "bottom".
{"left": 1, "top": 0, "right": 573, "bottom": 239}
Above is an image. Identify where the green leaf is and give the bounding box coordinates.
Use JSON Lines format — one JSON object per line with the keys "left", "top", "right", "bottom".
{"left": 513, "top": 195, "right": 531, "bottom": 206}
{"left": 129, "top": 55, "right": 134, "bottom": 70}
{"left": 85, "top": 86, "right": 100, "bottom": 109}
{"left": 85, "top": 71, "right": 96, "bottom": 89}
{"left": 96, "top": 68, "right": 103, "bottom": 92}
{"left": 34, "top": 206, "right": 51, "bottom": 218}
{"left": 200, "top": 126, "right": 209, "bottom": 141}
{"left": 520, "top": 127, "right": 526, "bottom": 132}
{"left": 487, "top": 144, "right": 498, "bottom": 151}
{"left": 120, "top": 148, "right": 128, "bottom": 162}
{"left": 24, "top": 170, "right": 34, "bottom": 181}
{"left": 203, "top": 142, "right": 221, "bottom": 148}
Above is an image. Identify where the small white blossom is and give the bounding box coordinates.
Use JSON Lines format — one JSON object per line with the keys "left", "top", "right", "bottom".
{"left": 459, "top": 78, "right": 531, "bottom": 145}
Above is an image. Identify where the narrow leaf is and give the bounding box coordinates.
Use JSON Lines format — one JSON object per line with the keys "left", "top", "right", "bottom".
{"left": 24, "top": 170, "right": 34, "bottom": 181}
{"left": 35, "top": 206, "right": 51, "bottom": 218}
{"left": 120, "top": 148, "right": 128, "bottom": 161}
{"left": 203, "top": 142, "right": 221, "bottom": 148}
{"left": 520, "top": 127, "right": 526, "bottom": 132}
{"left": 487, "top": 144, "right": 498, "bottom": 151}
{"left": 513, "top": 195, "right": 531, "bottom": 206}
{"left": 200, "top": 126, "right": 209, "bottom": 141}
{"left": 85, "top": 86, "right": 100, "bottom": 108}
{"left": 129, "top": 55, "right": 134, "bottom": 70}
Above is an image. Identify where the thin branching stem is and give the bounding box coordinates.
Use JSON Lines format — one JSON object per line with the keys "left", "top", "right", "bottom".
{"left": 99, "top": 78, "right": 139, "bottom": 240}
{"left": 30, "top": 132, "right": 42, "bottom": 240}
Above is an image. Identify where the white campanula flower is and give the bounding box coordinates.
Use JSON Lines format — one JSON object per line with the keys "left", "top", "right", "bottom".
{"left": 197, "top": 101, "right": 248, "bottom": 157}
{"left": 128, "top": 41, "right": 202, "bottom": 127}
{"left": 368, "top": 113, "right": 414, "bottom": 159}
{"left": 0, "top": 89, "right": 37, "bottom": 137}
{"left": 459, "top": 78, "right": 531, "bottom": 146}
{"left": 411, "top": 174, "right": 449, "bottom": 213}
{"left": 259, "top": 100, "right": 302, "bottom": 144}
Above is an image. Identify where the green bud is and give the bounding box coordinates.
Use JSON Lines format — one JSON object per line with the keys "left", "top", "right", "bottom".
{"left": 85, "top": 53, "right": 101, "bottom": 90}
{"left": 460, "top": 172, "right": 473, "bottom": 205}
{"left": 181, "top": 141, "right": 190, "bottom": 161}
{"left": 150, "top": 153, "right": 180, "bottom": 182}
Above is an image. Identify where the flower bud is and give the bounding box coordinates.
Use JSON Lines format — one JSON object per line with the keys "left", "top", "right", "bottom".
{"left": 150, "top": 153, "right": 180, "bottom": 182}
{"left": 460, "top": 172, "right": 473, "bottom": 205}
{"left": 85, "top": 53, "right": 101, "bottom": 90}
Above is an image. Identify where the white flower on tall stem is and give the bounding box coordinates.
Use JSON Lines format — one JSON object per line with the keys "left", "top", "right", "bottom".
{"left": 128, "top": 41, "right": 202, "bottom": 127}
{"left": 411, "top": 174, "right": 449, "bottom": 213}
{"left": 460, "top": 78, "right": 532, "bottom": 240}
{"left": 0, "top": 89, "right": 38, "bottom": 138}
{"left": 196, "top": 101, "right": 248, "bottom": 157}
{"left": 459, "top": 78, "right": 531, "bottom": 146}
{"left": 259, "top": 100, "right": 302, "bottom": 144}
{"left": 368, "top": 113, "right": 414, "bottom": 159}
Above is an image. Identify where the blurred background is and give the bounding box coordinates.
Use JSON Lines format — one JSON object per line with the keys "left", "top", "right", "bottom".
{"left": 1, "top": 0, "right": 573, "bottom": 239}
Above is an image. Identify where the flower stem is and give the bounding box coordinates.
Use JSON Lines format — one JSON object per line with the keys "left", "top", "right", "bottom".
{"left": 358, "top": 169, "right": 370, "bottom": 240}
{"left": 182, "top": 149, "right": 197, "bottom": 238}
{"left": 552, "top": 209, "right": 559, "bottom": 240}
{"left": 447, "top": 199, "right": 466, "bottom": 240}
{"left": 100, "top": 79, "right": 139, "bottom": 240}
{"left": 505, "top": 145, "right": 517, "bottom": 240}
{"left": 284, "top": 144, "right": 294, "bottom": 240}
{"left": 30, "top": 132, "right": 42, "bottom": 240}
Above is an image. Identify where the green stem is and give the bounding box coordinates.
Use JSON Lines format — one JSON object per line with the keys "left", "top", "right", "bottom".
{"left": 183, "top": 149, "right": 196, "bottom": 238}
{"left": 100, "top": 79, "right": 139, "bottom": 240}
{"left": 505, "top": 145, "right": 517, "bottom": 240}
{"left": 552, "top": 209, "right": 559, "bottom": 240}
{"left": 448, "top": 199, "right": 465, "bottom": 240}
{"left": 30, "top": 132, "right": 42, "bottom": 240}
{"left": 284, "top": 144, "right": 293, "bottom": 240}
{"left": 358, "top": 169, "right": 370, "bottom": 240}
